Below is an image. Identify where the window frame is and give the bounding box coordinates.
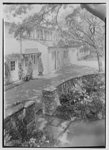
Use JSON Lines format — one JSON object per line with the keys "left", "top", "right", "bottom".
{"left": 10, "top": 61, "right": 15, "bottom": 71}
{"left": 34, "top": 55, "right": 35, "bottom": 64}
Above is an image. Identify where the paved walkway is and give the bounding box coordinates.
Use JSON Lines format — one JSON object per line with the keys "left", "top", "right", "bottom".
{"left": 5, "top": 80, "right": 24, "bottom": 91}
{"left": 4, "top": 64, "right": 97, "bottom": 108}
{"left": 36, "top": 114, "right": 105, "bottom": 147}
{"left": 4, "top": 64, "right": 98, "bottom": 108}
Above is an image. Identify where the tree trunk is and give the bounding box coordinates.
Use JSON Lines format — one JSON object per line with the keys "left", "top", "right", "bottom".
{"left": 96, "top": 52, "right": 103, "bottom": 72}
{"left": 19, "top": 37, "right": 23, "bottom": 80}
{"left": 55, "top": 50, "right": 57, "bottom": 70}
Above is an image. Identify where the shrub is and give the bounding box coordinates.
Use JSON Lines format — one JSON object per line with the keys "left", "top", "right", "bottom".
{"left": 56, "top": 74, "right": 105, "bottom": 120}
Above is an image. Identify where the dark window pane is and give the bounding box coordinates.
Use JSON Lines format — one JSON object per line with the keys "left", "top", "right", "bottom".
{"left": 11, "top": 61, "right": 15, "bottom": 71}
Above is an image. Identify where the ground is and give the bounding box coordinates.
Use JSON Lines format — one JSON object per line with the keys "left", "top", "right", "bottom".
{"left": 5, "top": 64, "right": 97, "bottom": 108}
{"left": 36, "top": 115, "right": 105, "bottom": 147}
{"left": 4, "top": 64, "right": 105, "bottom": 147}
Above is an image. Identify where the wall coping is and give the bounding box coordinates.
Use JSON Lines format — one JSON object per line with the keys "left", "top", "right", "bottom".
{"left": 4, "top": 100, "right": 35, "bottom": 120}
{"left": 43, "top": 86, "right": 57, "bottom": 92}
{"left": 43, "top": 72, "right": 105, "bottom": 92}
{"left": 24, "top": 100, "right": 35, "bottom": 108}
{"left": 4, "top": 104, "right": 24, "bottom": 119}
{"left": 4, "top": 72, "right": 104, "bottom": 120}
{"left": 57, "top": 72, "right": 104, "bottom": 87}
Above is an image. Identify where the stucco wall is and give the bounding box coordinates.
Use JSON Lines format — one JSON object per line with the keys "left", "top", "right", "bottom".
{"left": 22, "top": 40, "right": 49, "bottom": 75}
{"left": 48, "top": 47, "right": 71, "bottom": 73}
{"left": 5, "top": 24, "right": 80, "bottom": 77}
{"left": 68, "top": 48, "right": 78, "bottom": 64}
{"left": 5, "top": 24, "right": 50, "bottom": 76}
{"left": 4, "top": 25, "right": 20, "bottom": 55}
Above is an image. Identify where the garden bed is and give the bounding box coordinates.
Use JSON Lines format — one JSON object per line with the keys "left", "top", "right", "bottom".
{"left": 55, "top": 73, "right": 105, "bottom": 121}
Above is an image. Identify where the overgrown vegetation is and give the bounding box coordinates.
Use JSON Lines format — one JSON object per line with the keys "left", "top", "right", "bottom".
{"left": 4, "top": 74, "right": 105, "bottom": 147}
{"left": 4, "top": 128, "right": 56, "bottom": 147}
{"left": 4, "top": 116, "right": 56, "bottom": 147}
{"left": 55, "top": 74, "right": 105, "bottom": 120}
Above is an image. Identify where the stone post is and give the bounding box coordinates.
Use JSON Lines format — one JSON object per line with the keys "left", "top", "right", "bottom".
{"left": 42, "top": 86, "right": 60, "bottom": 116}
{"left": 23, "top": 101, "right": 35, "bottom": 134}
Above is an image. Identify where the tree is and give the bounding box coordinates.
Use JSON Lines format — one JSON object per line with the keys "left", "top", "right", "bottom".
{"left": 4, "top": 4, "right": 33, "bottom": 55}
{"left": 4, "top": 4, "right": 32, "bottom": 19}
{"left": 4, "top": 5, "right": 34, "bottom": 79}
{"left": 65, "top": 7, "right": 105, "bottom": 72}
{"left": 39, "top": 4, "right": 105, "bottom": 72}
{"left": 5, "top": 4, "right": 105, "bottom": 72}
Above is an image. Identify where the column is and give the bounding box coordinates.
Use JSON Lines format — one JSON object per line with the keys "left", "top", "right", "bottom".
{"left": 42, "top": 86, "right": 60, "bottom": 115}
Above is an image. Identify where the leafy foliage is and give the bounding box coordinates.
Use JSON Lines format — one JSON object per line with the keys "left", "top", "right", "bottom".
{"left": 55, "top": 74, "right": 105, "bottom": 120}
{"left": 4, "top": 128, "right": 56, "bottom": 147}
{"left": 5, "top": 4, "right": 105, "bottom": 49}
{"left": 4, "top": 5, "right": 32, "bottom": 18}
{"left": 23, "top": 130, "right": 56, "bottom": 148}
{"left": 66, "top": 7, "right": 105, "bottom": 71}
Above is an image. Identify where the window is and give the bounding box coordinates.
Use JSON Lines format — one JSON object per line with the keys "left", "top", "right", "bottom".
{"left": 11, "top": 61, "right": 15, "bottom": 71}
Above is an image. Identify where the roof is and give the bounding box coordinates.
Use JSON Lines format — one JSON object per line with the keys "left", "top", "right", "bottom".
{"left": 49, "top": 39, "right": 82, "bottom": 48}
{"left": 5, "top": 53, "right": 21, "bottom": 62}
{"left": 24, "top": 48, "right": 41, "bottom": 54}
{"left": 4, "top": 21, "right": 56, "bottom": 31}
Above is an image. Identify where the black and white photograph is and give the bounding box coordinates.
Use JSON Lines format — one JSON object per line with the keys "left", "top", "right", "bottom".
{"left": 2, "top": 2, "right": 106, "bottom": 148}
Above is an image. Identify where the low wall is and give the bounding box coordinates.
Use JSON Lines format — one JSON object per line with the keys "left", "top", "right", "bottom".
{"left": 4, "top": 72, "right": 105, "bottom": 143}
{"left": 57, "top": 73, "right": 105, "bottom": 96}
{"left": 42, "top": 73, "right": 105, "bottom": 116}
{"left": 4, "top": 100, "right": 42, "bottom": 141}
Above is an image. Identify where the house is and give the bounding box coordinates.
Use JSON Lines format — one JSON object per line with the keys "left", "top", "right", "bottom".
{"left": 4, "top": 54, "right": 20, "bottom": 84}
{"left": 22, "top": 48, "right": 42, "bottom": 78}
{"left": 47, "top": 40, "right": 82, "bottom": 70}
{"left": 4, "top": 21, "right": 82, "bottom": 84}
{"left": 4, "top": 49, "right": 42, "bottom": 84}
{"left": 77, "top": 45, "right": 91, "bottom": 60}
{"left": 4, "top": 21, "right": 58, "bottom": 76}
